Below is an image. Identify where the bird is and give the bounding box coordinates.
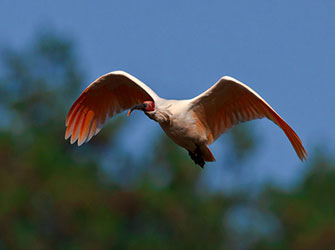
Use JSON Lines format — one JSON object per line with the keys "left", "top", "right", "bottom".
{"left": 65, "top": 71, "right": 307, "bottom": 167}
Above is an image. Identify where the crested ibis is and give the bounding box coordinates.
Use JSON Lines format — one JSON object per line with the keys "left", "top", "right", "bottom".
{"left": 65, "top": 71, "right": 307, "bottom": 167}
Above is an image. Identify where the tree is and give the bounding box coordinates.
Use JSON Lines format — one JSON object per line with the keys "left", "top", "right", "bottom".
{"left": 0, "top": 31, "right": 334, "bottom": 250}
{"left": 0, "top": 31, "right": 231, "bottom": 250}
{"left": 255, "top": 149, "right": 335, "bottom": 250}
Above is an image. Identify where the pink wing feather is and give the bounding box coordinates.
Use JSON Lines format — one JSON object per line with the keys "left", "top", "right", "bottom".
{"left": 190, "top": 76, "right": 307, "bottom": 161}
{"left": 65, "top": 71, "right": 158, "bottom": 146}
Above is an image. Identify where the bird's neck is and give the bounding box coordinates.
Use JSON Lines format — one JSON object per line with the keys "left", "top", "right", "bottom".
{"left": 145, "top": 109, "right": 171, "bottom": 124}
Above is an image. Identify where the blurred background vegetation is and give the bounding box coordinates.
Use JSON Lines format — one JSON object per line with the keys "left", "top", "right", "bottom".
{"left": 0, "top": 32, "right": 334, "bottom": 250}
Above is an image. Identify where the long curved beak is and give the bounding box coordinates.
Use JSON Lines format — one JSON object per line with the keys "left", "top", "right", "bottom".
{"left": 127, "top": 103, "right": 147, "bottom": 117}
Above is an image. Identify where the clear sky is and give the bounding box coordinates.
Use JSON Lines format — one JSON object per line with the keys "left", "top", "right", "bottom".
{"left": 1, "top": 0, "right": 334, "bottom": 189}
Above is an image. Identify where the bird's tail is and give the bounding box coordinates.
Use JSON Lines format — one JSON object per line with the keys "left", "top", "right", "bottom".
{"left": 200, "top": 145, "right": 216, "bottom": 162}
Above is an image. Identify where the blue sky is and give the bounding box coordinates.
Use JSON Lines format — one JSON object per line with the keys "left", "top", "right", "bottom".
{"left": 1, "top": 0, "right": 334, "bottom": 189}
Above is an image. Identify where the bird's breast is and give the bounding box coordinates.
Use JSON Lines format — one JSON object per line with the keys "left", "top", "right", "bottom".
{"left": 159, "top": 111, "right": 210, "bottom": 151}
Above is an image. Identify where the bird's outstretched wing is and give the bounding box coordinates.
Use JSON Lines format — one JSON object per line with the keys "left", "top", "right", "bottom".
{"left": 65, "top": 71, "right": 159, "bottom": 146}
{"left": 190, "top": 76, "right": 307, "bottom": 161}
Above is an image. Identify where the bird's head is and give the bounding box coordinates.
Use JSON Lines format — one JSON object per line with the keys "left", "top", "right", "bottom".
{"left": 127, "top": 101, "right": 155, "bottom": 117}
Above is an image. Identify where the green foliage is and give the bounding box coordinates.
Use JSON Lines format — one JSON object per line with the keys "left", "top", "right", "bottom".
{"left": 0, "top": 32, "right": 334, "bottom": 250}
{"left": 258, "top": 150, "right": 335, "bottom": 250}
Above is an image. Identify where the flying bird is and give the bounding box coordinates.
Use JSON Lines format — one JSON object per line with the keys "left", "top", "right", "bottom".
{"left": 65, "top": 71, "right": 307, "bottom": 167}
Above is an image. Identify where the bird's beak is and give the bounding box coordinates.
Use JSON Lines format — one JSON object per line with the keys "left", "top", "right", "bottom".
{"left": 127, "top": 103, "right": 147, "bottom": 117}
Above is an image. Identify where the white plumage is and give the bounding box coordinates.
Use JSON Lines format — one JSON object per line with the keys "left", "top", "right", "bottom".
{"left": 65, "top": 71, "right": 307, "bottom": 167}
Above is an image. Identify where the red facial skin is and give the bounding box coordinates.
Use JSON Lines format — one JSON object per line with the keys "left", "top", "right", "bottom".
{"left": 143, "top": 101, "right": 155, "bottom": 112}
{"left": 127, "top": 101, "right": 155, "bottom": 117}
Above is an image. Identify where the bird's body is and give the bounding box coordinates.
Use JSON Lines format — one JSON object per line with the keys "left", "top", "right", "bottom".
{"left": 65, "top": 71, "right": 307, "bottom": 167}
{"left": 154, "top": 100, "right": 214, "bottom": 163}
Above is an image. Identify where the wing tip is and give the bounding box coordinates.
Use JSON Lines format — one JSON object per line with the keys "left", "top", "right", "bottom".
{"left": 77, "top": 140, "right": 85, "bottom": 146}
{"left": 70, "top": 136, "right": 77, "bottom": 145}
{"left": 277, "top": 118, "right": 308, "bottom": 162}
{"left": 64, "top": 132, "right": 87, "bottom": 146}
{"left": 65, "top": 133, "right": 71, "bottom": 140}
{"left": 298, "top": 146, "right": 308, "bottom": 162}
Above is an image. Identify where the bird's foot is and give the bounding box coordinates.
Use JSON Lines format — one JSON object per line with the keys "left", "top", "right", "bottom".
{"left": 188, "top": 147, "right": 205, "bottom": 168}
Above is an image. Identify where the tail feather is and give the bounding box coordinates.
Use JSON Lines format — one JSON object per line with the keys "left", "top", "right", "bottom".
{"left": 200, "top": 145, "right": 216, "bottom": 162}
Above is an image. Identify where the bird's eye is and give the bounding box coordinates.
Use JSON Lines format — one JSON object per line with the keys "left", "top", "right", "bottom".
{"left": 143, "top": 101, "right": 155, "bottom": 111}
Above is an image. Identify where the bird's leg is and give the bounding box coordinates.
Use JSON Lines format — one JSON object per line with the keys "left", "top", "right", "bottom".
{"left": 188, "top": 150, "right": 197, "bottom": 162}
{"left": 195, "top": 145, "right": 205, "bottom": 168}
{"left": 188, "top": 145, "right": 205, "bottom": 168}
